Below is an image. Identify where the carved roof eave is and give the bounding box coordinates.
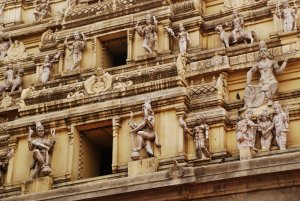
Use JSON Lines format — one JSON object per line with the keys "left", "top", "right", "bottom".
{"left": 62, "top": 0, "right": 167, "bottom": 28}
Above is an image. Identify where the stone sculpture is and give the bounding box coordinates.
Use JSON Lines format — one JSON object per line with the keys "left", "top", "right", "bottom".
{"left": 215, "top": 10, "right": 256, "bottom": 48}
{"left": 0, "top": 64, "right": 23, "bottom": 96}
{"left": 272, "top": 101, "right": 289, "bottom": 150}
{"left": 0, "top": 148, "right": 14, "bottom": 185}
{"left": 128, "top": 98, "right": 161, "bottom": 160}
{"left": 179, "top": 115, "right": 210, "bottom": 159}
{"left": 40, "top": 29, "right": 57, "bottom": 48}
{"left": 0, "top": 32, "right": 12, "bottom": 60}
{"left": 240, "top": 41, "right": 288, "bottom": 111}
{"left": 5, "top": 40, "right": 28, "bottom": 62}
{"left": 236, "top": 109, "right": 258, "bottom": 151}
{"left": 38, "top": 52, "right": 61, "bottom": 83}
{"left": 257, "top": 110, "right": 274, "bottom": 151}
{"left": 275, "top": 0, "right": 298, "bottom": 32}
{"left": 165, "top": 23, "right": 191, "bottom": 53}
{"left": 34, "top": 0, "right": 52, "bottom": 21}
{"left": 134, "top": 13, "right": 158, "bottom": 54}
{"left": 64, "top": 31, "right": 86, "bottom": 71}
{"left": 28, "top": 121, "right": 56, "bottom": 179}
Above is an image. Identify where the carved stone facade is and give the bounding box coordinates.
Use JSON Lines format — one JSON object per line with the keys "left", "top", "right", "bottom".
{"left": 0, "top": 0, "right": 299, "bottom": 200}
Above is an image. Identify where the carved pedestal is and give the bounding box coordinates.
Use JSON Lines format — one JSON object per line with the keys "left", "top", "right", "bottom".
{"left": 239, "top": 147, "right": 253, "bottom": 161}
{"left": 136, "top": 52, "right": 157, "bottom": 62}
{"left": 21, "top": 176, "right": 53, "bottom": 195}
{"left": 128, "top": 157, "right": 159, "bottom": 177}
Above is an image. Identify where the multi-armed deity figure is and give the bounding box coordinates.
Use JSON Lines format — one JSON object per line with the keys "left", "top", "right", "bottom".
{"left": 135, "top": 13, "right": 158, "bottom": 54}
{"left": 272, "top": 101, "right": 289, "bottom": 150}
{"left": 179, "top": 115, "right": 210, "bottom": 159}
{"left": 128, "top": 98, "right": 161, "bottom": 160}
{"left": 240, "top": 41, "right": 288, "bottom": 111}
{"left": 257, "top": 110, "right": 274, "bottom": 151}
{"left": 236, "top": 109, "right": 258, "bottom": 151}
{"left": 34, "top": 0, "right": 52, "bottom": 21}
{"left": 64, "top": 31, "right": 86, "bottom": 71}
{"left": 276, "top": 0, "right": 298, "bottom": 32}
{"left": 28, "top": 121, "right": 56, "bottom": 179}
{"left": 165, "top": 23, "right": 191, "bottom": 53}
{"left": 38, "top": 52, "right": 61, "bottom": 83}
{"left": 0, "top": 32, "right": 12, "bottom": 60}
{"left": 0, "top": 64, "right": 23, "bottom": 96}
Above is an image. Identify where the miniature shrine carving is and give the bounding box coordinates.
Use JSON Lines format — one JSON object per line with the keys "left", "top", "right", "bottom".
{"left": 64, "top": 31, "right": 86, "bottom": 71}
{"left": 165, "top": 23, "right": 191, "bottom": 53}
{"left": 40, "top": 29, "right": 57, "bottom": 49}
{"left": 134, "top": 13, "right": 158, "bottom": 54}
{"left": 275, "top": 0, "right": 298, "bottom": 32}
{"left": 128, "top": 98, "right": 161, "bottom": 160}
{"left": 28, "top": 122, "right": 56, "bottom": 179}
{"left": 38, "top": 53, "right": 61, "bottom": 83}
{"left": 0, "top": 64, "right": 23, "bottom": 96}
{"left": 34, "top": 0, "right": 52, "bottom": 21}
{"left": 84, "top": 73, "right": 113, "bottom": 94}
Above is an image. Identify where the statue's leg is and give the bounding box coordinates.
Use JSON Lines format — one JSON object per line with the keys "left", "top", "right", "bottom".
{"left": 195, "top": 140, "right": 202, "bottom": 159}
{"left": 143, "top": 39, "right": 152, "bottom": 53}
{"left": 30, "top": 164, "right": 41, "bottom": 179}
{"left": 145, "top": 140, "right": 154, "bottom": 157}
{"left": 73, "top": 52, "right": 82, "bottom": 69}
{"left": 280, "top": 132, "right": 287, "bottom": 150}
{"left": 266, "top": 82, "right": 278, "bottom": 106}
{"left": 135, "top": 131, "right": 145, "bottom": 151}
{"left": 33, "top": 149, "right": 45, "bottom": 167}
{"left": 200, "top": 138, "right": 210, "bottom": 158}
{"left": 276, "top": 134, "right": 281, "bottom": 150}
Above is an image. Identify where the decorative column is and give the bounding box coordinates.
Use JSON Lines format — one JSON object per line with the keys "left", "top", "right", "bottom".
{"left": 162, "top": 20, "right": 171, "bottom": 54}
{"left": 91, "top": 37, "right": 97, "bottom": 69}
{"left": 57, "top": 44, "right": 65, "bottom": 73}
{"left": 5, "top": 138, "right": 17, "bottom": 185}
{"left": 127, "top": 29, "right": 134, "bottom": 64}
{"left": 175, "top": 106, "right": 188, "bottom": 158}
{"left": 112, "top": 116, "right": 120, "bottom": 173}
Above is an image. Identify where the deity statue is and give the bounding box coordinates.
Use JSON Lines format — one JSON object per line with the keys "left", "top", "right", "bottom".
{"left": 231, "top": 9, "right": 244, "bottom": 43}
{"left": 0, "top": 32, "right": 12, "bottom": 60}
{"left": 38, "top": 52, "right": 61, "bottom": 83}
{"left": 165, "top": 23, "right": 191, "bottom": 53}
{"left": 64, "top": 31, "right": 86, "bottom": 71}
{"left": 28, "top": 121, "right": 56, "bottom": 179}
{"left": 236, "top": 109, "right": 258, "bottom": 150}
{"left": 272, "top": 102, "right": 289, "bottom": 150}
{"left": 34, "top": 0, "right": 52, "bottom": 21}
{"left": 257, "top": 110, "right": 274, "bottom": 151}
{"left": 179, "top": 115, "right": 210, "bottom": 159}
{"left": 0, "top": 64, "right": 23, "bottom": 96}
{"left": 0, "top": 148, "right": 14, "bottom": 185}
{"left": 128, "top": 98, "right": 161, "bottom": 160}
{"left": 275, "top": 0, "right": 298, "bottom": 32}
{"left": 240, "top": 41, "right": 288, "bottom": 111}
{"left": 134, "top": 13, "right": 158, "bottom": 54}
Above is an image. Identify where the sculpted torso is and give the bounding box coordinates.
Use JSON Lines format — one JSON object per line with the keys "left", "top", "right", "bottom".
{"left": 256, "top": 59, "right": 277, "bottom": 83}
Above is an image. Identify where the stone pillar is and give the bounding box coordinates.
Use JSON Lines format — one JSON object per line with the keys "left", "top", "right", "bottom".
{"left": 239, "top": 147, "right": 253, "bottom": 161}
{"left": 92, "top": 36, "right": 97, "bottom": 69}
{"left": 175, "top": 106, "right": 188, "bottom": 158}
{"left": 112, "top": 116, "right": 120, "bottom": 173}
{"left": 127, "top": 29, "right": 134, "bottom": 64}
{"left": 5, "top": 138, "right": 17, "bottom": 185}
{"left": 209, "top": 125, "right": 228, "bottom": 159}
{"left": 57, "top": 44, "right": 65, "bottom": 73}
{"left": 161, "top": 20, "right": 171, "bottom": 54}
{"left": 21, "top": 176, "right": 53, "bottom": 195}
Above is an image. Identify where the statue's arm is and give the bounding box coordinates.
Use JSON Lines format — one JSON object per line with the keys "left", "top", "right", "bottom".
{"left": 274, "top": 58, "right": 288, "bottom": 74}
{"left": 246, "top": 64, "right": 258, "bottom": 85}
{"left": 186, "top": 32, "right": 191, "bottom": 43}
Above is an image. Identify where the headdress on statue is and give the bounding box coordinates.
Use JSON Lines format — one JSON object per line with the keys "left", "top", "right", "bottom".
{"left": 179, "top": 23, "right": 185, "bottom": 31}
{"left": 273, "top": 101, "right": 282, "bottom": 110}
{"left": 35, "top": 121, "right": 44, "bottom": 130}
{"left": 196, "top": 115, "right": 206, "bottom": 123}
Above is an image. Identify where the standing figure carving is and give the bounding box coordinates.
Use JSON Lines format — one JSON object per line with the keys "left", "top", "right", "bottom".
{"left": 257, "top": 110, "right": 274, "bottom": 151}
{"left": 64, "top": 31, "right": 86, "bottom": 71}
{"left": 38, "top": 52, "right": 61, "bottom": 83}
{"left": 236, "top": 109, "right": 258, "bottom": 150}
{"left": 0, "top": 64, "right": 23, "bottom": 96}
{"left": 165, "top": 23, "right": 191, "bottom": 53}
{"left": 179, "top": 115, "right": 210, "bottom": 159}
{"left": 128, "top": 98, "right": 161, "bottom": 160}
{"left": 134, "top": 13, "right": 158, "bottom": 54}
{"left": 240, "top": 41, "right": 288, "bottom": 111}
{"left": 272, "top": 102, "right": 289, "bottom": 150}
{"left": 232, "top": 9, "right": 244, "bottom": 43}
{"left": 34, "top": 0, "right": 52, "bottom": 21}
{"left": 276, "top": 0, "right": 298, "bottom": 32}
{"left": 28, "top": 121, "right": 56, "bottom": 179}
{"left": 0, "top": 32, "right": 12, "bottom": 60}
{"left": 0, "top": 148, "right": 13, "bottom": 185}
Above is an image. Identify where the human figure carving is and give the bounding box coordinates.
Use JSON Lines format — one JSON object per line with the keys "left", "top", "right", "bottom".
{"left": 257, "top": 110, "right": 274, "bottom": 151}
{"left": 276, "top": 0, "right": 298, "bottom": 32}
{"left": 240, "top": 41, "right": 288, "bottom": 112}
{"left": 34, "top": 0, "right": 52, "bottom": 21}
{"left": 134, "top": 13, "right": 158, "bottom": 54}
{"left": 0, "top": 32, "right": 12, "bottom": 60}
{"left": 64, "top": 31, "right": 86, "bottom": 71}
{"left": 28, "top": 121, "right": 56, "bottom": 179}
{"left": 0, "top": 64, "right": 23, "bottom": 96}
{"left": 128, "top": 98, "right": 161, "bottom": 160}
{"left": 165, "top": 23, "right": 191, "bottom": 53}
{"left": 232, "top": 9, "right": 244, "bottom": 43}
{"left": 179, "top": 115, "right": 210, "bottom": 159}
{"left": 272, "top": 102, "right": 289, "bottom": 150}
{"left": 0, "top": 148, "right": 13, "bottom": 185}
{"left": 38, "top": 52, "right": 61, "bottom": 83}
{"left": 236, "top": 109, "right": 258, "bottom": 151}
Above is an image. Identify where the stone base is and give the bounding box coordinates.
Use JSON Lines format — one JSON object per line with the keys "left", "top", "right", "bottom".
{"left": 239, "top": 147, "right": 253, "bottom": 161}
{"left": 136, "top": 52, "right": 157, "bottom": 61}
{"left": 21, "top": 176, "right": 53, "bottom": 195}
{"left": 128, "top": 157, "right": 159, "bottom": 177}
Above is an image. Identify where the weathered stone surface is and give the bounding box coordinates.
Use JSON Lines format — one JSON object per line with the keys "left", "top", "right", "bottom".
{"left": 21, "top": 176, "right": 53, "bottom": 195}
{"left": 128, "top": 157, "right": 159, "bottom": 177}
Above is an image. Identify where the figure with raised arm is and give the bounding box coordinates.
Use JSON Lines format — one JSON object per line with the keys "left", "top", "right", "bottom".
{"left": 276, "top": 0, "right": 298, "bottom": 32}
{"left": 38, "top": 52, "right": 61, "bottom": 83}
{"left": 165, "top": 23, "right": 191, "bottom": 53}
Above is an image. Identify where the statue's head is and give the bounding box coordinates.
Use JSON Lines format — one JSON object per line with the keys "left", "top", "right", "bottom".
{"left": 283, "top": 0, "right": 289, "bottom": 8}
{"left": 259, "top": 47, "right": 269, "bottom": 59}
{"left": 44, "top": 55, "right": 50, "bottom": 62}
{"left": 179, "top": 23, "right": 185, "bottom": 32}
{"left": 35, "top": 121, "right": 45, "bottom": 137}
{"left": 245, "top": 108, "right": 253, "bottom": 119}
{"left": 196, "top": 115, "right": 206, "bottom": 124}
{"left": 145, "top": 13, "right": 152, "bottom": 25}
{"left": 273, "top": 101, "right": 282, "bottom": 113}
{"left": 233, "top": 9, "right": 239, "bottom": 17}
{"left": 7, "top": 64, "right": 13, "bottom": 70}
{"left": 73, "top": 31, "right": 81, "bottom": 40}
{"left": 260, "top": 110, "right": 269, "bottom": 121}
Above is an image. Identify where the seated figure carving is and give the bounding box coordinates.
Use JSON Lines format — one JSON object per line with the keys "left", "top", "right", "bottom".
{"left": 0, "top": 64, "right": 23, "bottom": 96}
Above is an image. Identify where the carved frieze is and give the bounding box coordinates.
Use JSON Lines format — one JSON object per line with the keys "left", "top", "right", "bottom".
{"left": 189, "top": 54, "right": 229, "bottom": 73}
{"left": 170, "top": 0, "right": 196, "bottom": 15}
